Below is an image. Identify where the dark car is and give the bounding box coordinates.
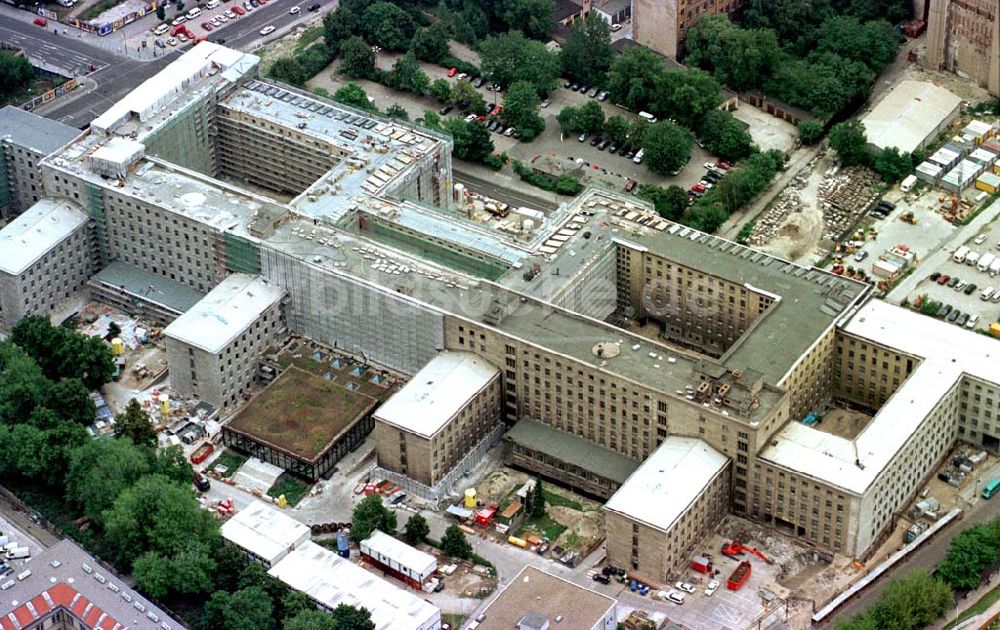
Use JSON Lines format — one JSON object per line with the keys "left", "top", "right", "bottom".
{"left": 564, "top": 80, "right": 572, "bottom": 88}
{"left": 597, "top": 139, "right": 610, "bottom": 150}
{"left": 704, "top": 171, "right": 723, "bottom": 182}
{"left": 948, "top": 276, "right": 961, "bottom": 288}
{"left": 947, "top": 309, "right": 961, "bottom": 322}
{"left": 624, "top": 179, "right": 638, "bottom": 192}
{"left": 608, "top": 143, "right": 619, "bottom": 154}
{"left": 571, "top": 83, "right": 581, "bottom": 91}
{"left": 438, "top": 105, "right": 453, "bottom": 115}
{"left": 878, "top": 200, "right": 896, "bottom": 210}
{"left": 592, "top": 573, "right": 611, "bottom": 584}
{"left": 193, "top": 472, "right": 210, "bottom": 492}
{"left": 938, "top": 303, "right": 952, "bottom": 317}
{"left": 590, "top": 136, "right": 602, "bottom": 146}
{"left": 433, "top": 581, "right": 445, "bottom": 592}
{"left": 929, "top": 272, "right": 942, "bottom": 281}
{"left": 473, "top": 77, "right": 485, "bottom": 88}
{"left": 308, "top": 2, "right": 321, "bottom": 10}
{"left": 579, "top": 85, "right": 589, "bottom": 94}
{"left": 958, "top": 313, "right": 970, "bottom": 326}
{"left": 623, "top": 147, "right": 635, "bottom": 159}
{"left": 964, "top": 283, "right": 978, "bottom": 295}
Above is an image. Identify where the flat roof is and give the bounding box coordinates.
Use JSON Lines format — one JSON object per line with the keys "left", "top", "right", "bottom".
{"left": 762, "top": 296, "right": 1000, "bottom": 494}
{"left": 268, "top": 541, "right": 440, "bottom": 630}
{"left": 0, "top": 106, "right": 80, "bottom": 154}
{"left": 861, "top": 80, "right": 962, "bottom": 153}
{"left": 163, "top": 274, "right": 283, "bottom": 354}
{"left": 506, "top": 419, "right": 640, "bottom": 485}
{"left": 360, "top": 531, "right": 436, "bottom": 578}
{"left": 373, "top": 352, "right": 498, "bottom": 438}
{"left": 90, "top": 260, "right": 206, "bottom": 313}
{"left": 220, "top": 500, "right": 311, "bottom": 563}
{"left": 477, "top": 566, "right": 616, "bottom": 630}
{"left": 0, "top": 539, "right": 179, "bottom": 630}
{"left": 604, "top": 437, "right": 728, "bottom": 531}
{"left": 0, "top": 198, "right": 89, "bottom": 275}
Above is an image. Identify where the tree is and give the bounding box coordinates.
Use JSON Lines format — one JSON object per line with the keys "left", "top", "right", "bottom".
{"left": 133, "top": 547, "right": 216, "bottom": 599}
{"left": 0, "top": 340, "right": 47, "bottom": 426}
{"left": 575, "top": 101, "right": 605, "bottom": 136}
{"left": 412, "top": 22, "right": 450, "bottom": 63}
{"left": 873, "top": 146, "right": 912, "bottom": 183}
{"left": 798, "top": 119, "right": 824, "bottom": 145}
{"left": 269, "top": 57, "right": 308, "bottom": 86}
{"left": 282, "top": 591, "right": 316, "bottom": 622}
{"left": 350, "top": 494, "right": 397, "bottom": 542}
{"left": 627, "top": 119, "right": 650, "bottom": 148}
{"left": 501, "top": 80, "right": 544, "bottom": 138}
{"left": 684, "top": 16, "right": 780, "bottom": 92}
{"left": 156, "top": 4, "right": 165, "bottom": 20}
{"left": 936, "top": 526, "right": 1000, "bottom": 590}
{"left": 403, "top": 513, "right": 430, "bottom": 544}
{"left": 698, "top": 110, "right": 755, "bottom": 162}
{"left": 66, "top": 437, "right": 151, "bottom": 521}
{"left": 330, "top": 604, "right": 375, "bottom": 630}
{"left": 11, "top": 315, "right": 67, "bottom": 378}
{"left": 642, "top": 121, "right": 692, "bottom": 175}
{"left": 496, "top": 0, "right": 555, "bottom": 40}
{"left": 285, "top": 610, "right": 338, "bottom": 630}
{"left": 606, "top": 46, "right": 663, "bottom": 112}
{"left": 202, "top": 587, "right": 274, "bottom": 630}
{"left": 385, "top": 104, "right": 409, "bottom": 120}
{"left": 362, "top": 2, "right": 415, "bottom": 51}
{"left": 42, "top": 377, "right": 94, "bottom": 427}
{"left": 153, "top": 444, "right": 193, "bottom": 486}
{"left": 556, "top": 106, "right": 578, "bottom": 134}
{"left": 836, "top": 570, "right": 952, "bottom": 630}
{"left": 560, "top": 13, "right": 613, "bottom": 85}
{"left": 386, "top": 52, "right": 429, "bottom": 95}
{"left": 530, "top": 477, "right": 545, "bottom": 517}
{"left": 114, "top": 398, "right": 157, "bottom": 447}
{"left": 603, "top": 115, "right": 629, "bottom": 144}
{"left": 638, "top": 184, "right": 690, "bottom": 220}
{"left": 430, "top": 78, "right": 452, "bottom": 103}
{"left": 420, "top": 110, "right": 442, "bottom": 130}
{"left": 650, "top": 68, "right": 723, "bottom": 129}
{"left": 829, "top": 118, "right": 869, "bottom": 166}
{"left": 334, "top": 83, "right": 377, "bottom": 111}
{"left": 443, "top": 118, "right": 494, "bottom": 162}
{"left": 60, "top": 334, "right": 115, "bottom": 390}
{"left": 102, "top": 474, "right": 221, "bottom": 569}
{"left": 480, "top": 31, "right": 559, "bottom": 96}
{"left": 339, "top": 36, "right": 376, "bottom": 80}
{"left": 441, "top": 524, "right": 473, "bottom": 559}
{"left": 450, "top": 80, "right": 486, "bottom": 113}
{"left": 816, "top": 16, "right": 897, "bottom": 72}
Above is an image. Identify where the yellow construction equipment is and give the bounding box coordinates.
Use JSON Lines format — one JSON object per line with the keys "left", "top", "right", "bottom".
{"left": 899, "top": 211, "right": 916, "bottom": 224}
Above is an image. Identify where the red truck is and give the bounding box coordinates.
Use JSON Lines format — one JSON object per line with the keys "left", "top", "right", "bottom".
{"left": 727, "top": 560, "right": 752, "bottom": 591}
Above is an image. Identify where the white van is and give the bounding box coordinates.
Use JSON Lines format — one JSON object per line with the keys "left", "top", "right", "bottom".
{"left": 966, "top": 251, "right": 981, "bottom": 266}
{"left": 638, "top": 111, "right": 657, "bottom": 123}
{"left": 900, "top": 174, "right": 917, "bottom": 192}
{"left": 978, "top": 253, "right": 996, "bottom": 273}
{"left": 4, "top": 547, "right": 29, "bottom": 560}
{"left": 206, "top": 0, "right": 221, "bottom": 7}
{"left": 954, "top": 245, "right": 970, "bottom": 263}
{"left": 186, "top": 7, "right": 202, "bottom": 18}
{"left": 980, "top": 287, "right": 994, "bottom": 301}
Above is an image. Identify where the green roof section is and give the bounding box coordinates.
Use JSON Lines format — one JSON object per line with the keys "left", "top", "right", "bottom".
{"left": 505, "top": 419, "right": 640, "bottom": 485}
{"left": 91, "top": 261, "right": 206, "bottom": 314}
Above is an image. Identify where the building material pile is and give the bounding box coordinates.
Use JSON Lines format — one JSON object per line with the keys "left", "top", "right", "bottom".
{"left": 817, "top": 166, "right": 880, "bottom": 241}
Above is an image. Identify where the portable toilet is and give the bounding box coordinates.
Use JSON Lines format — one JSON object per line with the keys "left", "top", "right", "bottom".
{"left": 111, "top": 338, "right": 125, "bottom": 355}
{"left": 464, "top": 487, "right": 477, "bottom": 508}
{"left": 159, "top": 393, "right": 170, "bottom": 416}
{"left": 336, "top": 529, "right": 350, "bottom": 558}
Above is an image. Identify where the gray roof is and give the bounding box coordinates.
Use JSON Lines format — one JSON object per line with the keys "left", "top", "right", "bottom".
{"left": 91, "top": 260, "right": 206, "bottom": 313}
{"left": 0, "top": 106, "right": 80, "bottom": 155}
{"left": 506, "top": 419, "right": 639, "bottom": 484}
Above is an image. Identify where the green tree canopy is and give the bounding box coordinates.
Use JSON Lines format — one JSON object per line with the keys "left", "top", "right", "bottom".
{"left": 429, "top": 78, "right": 452, "bottom": 102}
{"left": 835, "top": 570, "right": 952, "bottom": 630}
{"left": 638, "top": 184, "right": 690, "bottom": 220}
{"left": 385, "top": 103, "right": 409, "bottom": 120}
{"left": 603, "top": 115, "right": 630, "bottom": 144}
{"left": 501, "top": 80, "right": 544, "bottom": 138}
{"left": 269, "top": 57, "right": 308, "bottom": 86}
{"left": 43, "top": 378, "right": 95, "bottom": 427}
{"left": 575, "top": 101, "right": 605, "bottom": 136}
{"left": 202, "top": 586, "right": 274, "bottom": 630}
{"left": 873, "top": 146, "right": 912, "bottom": 183}
{"left": 480, "top": 31, "right": 559, "bottom": 96}
{"left": 66, "top": 437, "right": 152, "bottom": 521}
{"left": 829, "top": 118, "right": 870, "bottom": 166}
{"left": 387, "top": 52, "right": 430, "bottom": 95}
{"left": 0, "top": 52, "right": 33, "bottom": 98}
{"left": 404, "top": 513, "right": 430, "bottom": 544}
{"left": 495, "top": 0, "right": 555, "bottom": 40}
{"left": 441, "top": 524, "right": 473, "bottom": 559}
{"left": 560, "top": 13, "right": 613, "bottom": 85}
{"left": 556, "top": 106, "right": 578, "bottom": 134}
{"left": 412, "top": 22, "right": 451, "bottom": 63}
{"left": 797, "top": 119, "right": 824, "bottom": 145}
{"left": 339, "top": 36, "right": 377, "bottom": 79}
{"left": 330, "top": 604, "right": 375, "bottom": 630}
{"left": 642, "top": 121, "right": 692, "bottom": 175}
{"left": 114, "top": 398, "right": 157, "bottom": 447}
{"left": 449, "top": 80, "right": 486, "bottom": 113}
{"left": 443, "top": 119, "right": 494, "bottom": 162}
{"left": 606, "top": 46, "right": 663, "bottom": 113}
{"left": 361, "top": 2, "right": 415, "bottom": 51}
{"left": 334, "top": 83, "right": 377, "bottom": 111}
{"left": 350, "top": 494, "right": 398, "bottom": 541}
{"left": 285, "top": 610, "right": 338, "bottom": 630}
{"left": 698, "top": 110, "right": 756, "bottom": 162}
{"left": 0, "top": 340, "right": 48, "bottom": 425}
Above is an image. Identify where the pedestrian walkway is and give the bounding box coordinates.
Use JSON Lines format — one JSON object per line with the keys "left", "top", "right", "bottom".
{"left": 934, "top": 572, "right": 1000, "bottom": 629}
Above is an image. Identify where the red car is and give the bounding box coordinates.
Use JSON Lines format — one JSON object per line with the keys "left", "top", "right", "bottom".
{"left": 715, "top": 161, "right": 731, "bottom": 170}
{"left": 489, "top": 104, "right": 503, "bottom": 117}
{"left": 476, "top": 115, "right": 486, "bottom": 122}
{"left": 937, "top": 274, "right": 951, "bottom": 285}
{"left": 33, "top": 17, "right": 47, "bottom": 26}
{"left": 447, "top": 67, "right": 458, "bottom": 77}
{"left": 201, "top": 21, "right": 213, "bottom": 30}
{"left": 232, "top": 5, "right": 245, "bottom": 14}
{"left": 691, "top": 183, "right": 706, "bottom": 193}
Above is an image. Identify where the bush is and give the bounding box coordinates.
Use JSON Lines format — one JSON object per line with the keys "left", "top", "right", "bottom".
{"left": 798, "top": 119, "right": 824, "bottom": 145}
{"left": 482, "top": 152, "right": 506, "bottom": 170}
{"left": 512, "top": 160, "right": 583, "bottom": 196}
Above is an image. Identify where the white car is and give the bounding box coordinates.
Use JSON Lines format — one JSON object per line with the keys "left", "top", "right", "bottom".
{"left": 610, "top": 23, "right": 623, "bottom": 32}
{"left": 540, "top": 99, "right": 551, "bottom": 108}
{"left": 224, "top": 10, "right": 236, "bottom": 18}
{"left": 177, "top": 32, "right": 189, "bottom": 42}
{"left": 206, "top": 0, "right": 221, "bottom": 8}
{"left": 667, "top": 590, "right": 685, "bottom": 605}
{"left": 171, "top": 16, "right": 187, "bottom": 25}
{"left": 259, "top": 25, "right": 275, "bottom": 35}
{"left": 464, "top": 114, "right": 477, "bottom": 123}
{"left": 243, "top": 2, "right": 253, "bottom": 11}
{"left": 154, "top": 23, "right": 170, "bottom": 35}
{"left": 289, "top": 5, "right": 300, "bottom": 13}
{"left": 675, "top": 581, "right": 696, "bottom": 594}
{"left": 704, "top": 162, "right": 717, "bottom": 171}
{"left": 975, "top": 234, "right": 988, "bottom": 245}
{"left": 210, "top": 17, "right": 221, "bottom": 26}
{"left": 167, "top": 37, "right": 179, "bottom": 46}
{"left": 457, "top": 72, "right": 468, "bottom": 80}
{"left": 504, "top": 126, "right": 515, "bottom": 137}
{"left": 705, "top": 579, "right": 719, "bottom": 596}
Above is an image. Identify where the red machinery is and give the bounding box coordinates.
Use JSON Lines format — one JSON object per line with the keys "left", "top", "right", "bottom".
{"left": 727, "top": 560, "right": 752, "bottom": 591}
{"left": 189, "top": 442, "right": 214, "bottom": 464}
{"left": 721, "top": 540, "right": 771, "bottom": 564}
{"left": 691, "top": 555, "right": 713, "bottom": 574}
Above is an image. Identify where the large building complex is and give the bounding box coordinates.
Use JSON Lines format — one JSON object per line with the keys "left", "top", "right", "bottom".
{"left": 926, "top": 0, "right": 1000, "bottom": 96}
{"left": 7, "top": 43, "right": 1000, "bottom": 588}
{"left": 0, "top": 105, "right": 79, "bottom": 220}
{"left": 632, "top": 0, "right": 745, "bottom": 58}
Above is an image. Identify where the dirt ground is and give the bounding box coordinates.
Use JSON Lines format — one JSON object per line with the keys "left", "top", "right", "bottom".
{"left": 814, "top": 408, "right": 872, "bottom": 441}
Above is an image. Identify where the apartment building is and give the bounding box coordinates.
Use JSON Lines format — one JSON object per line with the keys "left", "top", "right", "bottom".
{"left": 604, "top": 437, "right": 730, "bottom": 584}
{"left": 0, "top": 106, "right": 79, "bottom": 220}
{"left": 633, "top": 0, "right": 745, "bottom": 58}
{"left": 926, "top": 0, "right": 1000, "bottom": 96}
{"left": 373, "top": 351, "right": 502, "bottom": 487}
{"left": 163, "top": 274, "right": 285, "bottom": 409}
{"left": 0, "top": 199, "right": 94, "bottom": 326}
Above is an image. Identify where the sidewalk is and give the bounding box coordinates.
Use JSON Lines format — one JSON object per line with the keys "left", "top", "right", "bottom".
{"left": 934, "top": 572, "right": 1000, "bottom": 629}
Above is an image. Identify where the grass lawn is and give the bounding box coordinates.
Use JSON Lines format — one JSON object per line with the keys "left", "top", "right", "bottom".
{"left": 266, "top": 473, "right": 311, "bottom": 507}
{"left": 948, "top": 582, "right": 1000, "bottom": 628}
{"left": 543, "top": 488, "right": 582, "bottom": 511}
{"left": 209, "top": 449, "right": 247, "bottom": 477}
{"left": 518, "top": 514, "right": 567, "bottom": 542}
{"left": 442, "top": 614, "right": 466, "bottom": 628}
{"left": 295, "top": 25, "right": 324, "bottom": 52}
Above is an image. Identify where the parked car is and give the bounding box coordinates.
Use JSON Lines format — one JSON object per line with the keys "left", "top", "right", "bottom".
{"left": 155, "top": 39, "right": 167, "bottom": 48}
{"left": 201, "top": 22, "right": 213, "bottom": 31}
{"left": 464, "top": 114, "right": 477, "bottom": 123}
{"left": 667, "top": 590, "right": 685, "bottom": 605}
{"left": 938, "top": 303, "right": 952, "bottom": 317}
{"left": 598, "top": 91, "right": 609, "bottom": 101}
{"left": 33, "top": 17, "right": 48, "bottom": 26}
{"left": 259, "top": 25, "right": 275, "bottom": 35}
{"left": 588, "top": 87, "right": 600, "bottom": 97}
{"left": 571, "top": 83, "right": 581, "bottom": 91}
{"left": 447, "top": 67, "right": 458, "bottom": 77}
{"left": 608, "top": 143, "right": 619, "bottom": 154}
{"left": 947, "top": 276, "right": 961, "bottom": 288}
{"left": 590, "top": 136, "right": 602, "bottom": 146}
{"left": 937, "top": 274, "right": 951, "bottom": 285}
{"left": 540, "top": 99, "right": 551, "bottom": 108}
{"left": 438, "top": 105, "right": 453, "bottom": 115}
{"left": 474, "top": 77, "right": 485, "bottom": 88}
{"left": 232, "top": 6, "right": 245, "bottom": 15}
{"left": 957, "top": 313, "right": 969, "bottom": 326}
{"left": 578, "top": 133, "right": 588, "bottom": 142}
{"left": 597, "top": 139, "right": 610, "bottom": 150}
{"left": 929, "top": 272, "right": 941, "bottom": 281}
{"left": 154, "top": 23, "right": 170, "bottom": 35}
{"left": 210, "top": 17, "right": 222, "bottom": 26}
{"left": 675, "top": 582, "right": 696, "bottom": 594}
{"left": 705, "top": 580, "right": 720, "bottom": 596}
{"left": 504, "top": 126, "right": 516, "bottom": 137}
{"left": 563, "top": 80, "right": 573, "bottom": 88}
{"left": 954, "top": 279, "right": 967, "bottom": 291}
{"left": 610, "top": 23, "right": 623, "bottom": 32}
{"left": 715, "top": 161, "right": 730, "bottom": 170}
{"left": 853, "top": 250, "right": 868, "bottom": 262}
{"left": 624, "top": 179, "right": 637, "bottom": 192}
{"left": 691, "top": 184, "right": 706, "bottom": 194}
{"left": 224, "top": 10, "right": 236, "bottom": 18}
{"left": 975, "top": 234, "right": 987, "bottom": 245}
{"left": 171, "top": 16, "right": 187, "bottom": 25}
{"left": 167, "top": 37, "right": 179, "bottom": 46}
{"left": 947, "top": 309, "right": 961, "bottom": 322}
{"left": 592, "top": 573, "right": 610, "bottom": 584}
{"left": 457, "top": 72, "right": 468, "bottom": 80}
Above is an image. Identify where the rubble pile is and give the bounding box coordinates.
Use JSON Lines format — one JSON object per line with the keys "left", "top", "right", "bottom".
{"left": 817, "top": 165, "right": 880, "bottom": 241}
{"left": 746, "top": 183, "right": 805, "bottom": 246}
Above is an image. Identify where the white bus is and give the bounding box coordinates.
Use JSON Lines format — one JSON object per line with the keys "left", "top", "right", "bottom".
{"left": 638, "top": 111, "right": 657, "bottom": 123}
